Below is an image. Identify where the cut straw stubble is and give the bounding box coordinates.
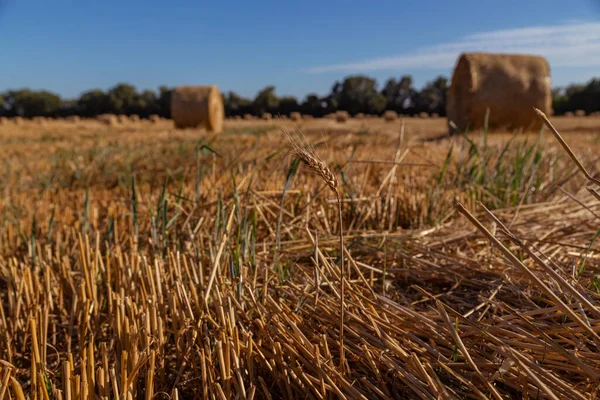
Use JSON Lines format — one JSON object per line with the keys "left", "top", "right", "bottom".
{"left": 281, "top": 125, "right": 348, "bottom": 373}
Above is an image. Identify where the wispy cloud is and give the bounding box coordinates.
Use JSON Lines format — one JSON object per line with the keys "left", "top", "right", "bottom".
{"left": 307, "top": 22, "right": 600, "bottom": 73}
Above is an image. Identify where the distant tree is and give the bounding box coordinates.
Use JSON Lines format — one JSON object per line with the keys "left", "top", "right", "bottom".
{"left": 300, "top": 93, "right": 326, "bottom": 117}
{"left": 566, "top": 79, "right": 600, "bottom": 114}
{"left": 107, "top": 83, "right": 139, "bottom": 115}
{"left": 158, "top": 86, "right": 172, "bottom": 118}
{"left": 415, "top": 76, "right": 448, "bottom": 115}
{"left": 77, "top": 89, "right": 109, "bottom": 117}
{"left": 277, "top": 96, "right": 300, "bottom": 116}
{"left": 136, "top": 90, "right": 159, "bottom": 117}
{"left": 224, "top": 91, "right": 252, "bottom": 116}
{"left": 0, "top": 93, "right": 5, "bottom": 116}
{"left": 4, "top": 89, "right": 62, "bottom": 117}
{"left": 334, "top": 75, "right": 386, "bottom": 115}
{"left": 253, "top": 86, "right": 280, "bottom": 115}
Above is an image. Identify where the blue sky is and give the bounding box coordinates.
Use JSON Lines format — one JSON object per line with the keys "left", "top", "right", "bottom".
{"left": 1, "top": 0, "right": 599, "bottom": 100}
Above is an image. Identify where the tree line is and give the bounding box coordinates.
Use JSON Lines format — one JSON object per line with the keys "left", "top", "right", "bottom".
{"left": 1, "top": 75, "right": 599, "bottom": 119}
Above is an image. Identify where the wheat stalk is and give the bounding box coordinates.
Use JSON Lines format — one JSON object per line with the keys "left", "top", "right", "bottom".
{"left": 281, "top": 125, "right": 347, "bottom": 373}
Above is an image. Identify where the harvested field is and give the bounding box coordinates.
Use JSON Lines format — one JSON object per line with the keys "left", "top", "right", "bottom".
{"left": 0, "top": 115, "right": 599, "bottom": 399}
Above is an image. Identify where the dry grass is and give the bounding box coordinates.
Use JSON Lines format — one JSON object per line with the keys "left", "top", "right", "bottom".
{"left": 0, "top": 116, "right": 599, "bottom": 399}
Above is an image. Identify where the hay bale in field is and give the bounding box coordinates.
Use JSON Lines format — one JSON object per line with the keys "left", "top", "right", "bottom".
{"left": 149, "top": 114, "right": 161, "bottom": 123}
{"left": 290, "top": 112, "right": 302, "bottom": 121}
{"left": 446, "top": 52, "right": 552, "bottom": 133}
{"left": 117, "top": 114, "right": 128, "bottom": 124}
{"left": 354, "top": 113, "right": 365, "bottom": 119}
{"left": 574, "top": 110, "right": 586, "bottom": 117}
{"left": 419, "top": 112, "right": 429, "bottom": 119}
{"left": 129, "top": 114, "right": 140, "bottom": 122}
{"left": 262, "top": 113, "right": 272, "bottom": 121}
{"left": 383, "top": 110, "right": 398, "bottom": 121}
{"left": 590, "top": 111, "right": 600, "bottom": 117}
{"left": 302, "top": 114, "right": 314, "bottom": 120}
{"left": 233, "top": 115, "right": 242, "bottom": 120}
{"left": 336, "top": 111, "right": 349, "bottom": 122}
{"left": 564, "top": 111, "right": 574, "bottom": 117}
{"left": 97, "top": 114, "right": 118, "bottom": 126}
{"left": 170, "top": 85, "right": 224, "bottom": 132}
{"left": 431, "top": 113, "right": 440, "bottom": 118}
{"left": 243, "top": 114, "right": 255, "bottom": 121}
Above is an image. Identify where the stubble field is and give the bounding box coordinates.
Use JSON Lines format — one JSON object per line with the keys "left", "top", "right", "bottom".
{"left": 0, "top": 115, "right": 599, "bottom": 399}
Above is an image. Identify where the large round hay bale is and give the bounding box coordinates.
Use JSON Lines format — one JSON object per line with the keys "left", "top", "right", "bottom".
{"left": 262, "top": 113, "right": 272, "bottom": 121}
{"left": 336, "top": 111, "right": 349, "bottom": 122}
{"left": 574, "top": 109, "right": 586, "bottom": 117}
{"left": 98, "top": 114, "right": 118, "bottom": 126}
{"left": 290, "top": 112, "right": 302, "bottom": 121}
{"left": 383, "top": 110, "right": 398, "bottom": 122}
{"left": 446, "top": 52, "right": 551, "bottom": 133}
{"left": 170, "top": 85, "right": 224, "bottom": 132}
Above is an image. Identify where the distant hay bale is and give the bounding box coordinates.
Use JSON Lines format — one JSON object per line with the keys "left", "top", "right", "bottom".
{"left": 243, "top": 114, "right": 255, "bottom": 121}
{"left": 335, "top": 111, "right": 349, "bottom": 122}
{"left": 383, "top": 110, "right": 398, "bottom": 122}
{"left": 149, "top": 114, "right": 161, "bottom": 123}
{"left": 117, "top": 114, "right": 128, "bottom": 124}
{"left": 170, "top": 85, "right": 224, "bottom": 132}
{"left": 574, "top": 110, "right": 586, "bottom": 117}
{"left": 590, "top": 111, "right": 600, "bottom": 117}
{"left": 302, "top": 115, "right": 314, "bottom": 120}
{"left": 564, "top": 111, "right": 574, "bottom": 117}
{"left": 354, "top": 113, "right": 365, "bottom": 120}
{"left": 97, "top": 114, "right": 118, "bottom": 126}
{"left": 419, "top": 112, "right": 429, "bottom": 118}
{"left": 262, "top": 113, "right": 272, "bottom": 121}
{"left": 446, "top": 52, "right": 552, "bottom": 133}
{"left": 129, "top": 114, "right": 140, "bottom": 123}
{"left": 290, "top": 112, "right": 302, "bottom": 121}
{"left": 233, "top": 115, "right": 242, "bottom": 120}
{"left": 431, "top": 113, "right": 440, "bottom": 118}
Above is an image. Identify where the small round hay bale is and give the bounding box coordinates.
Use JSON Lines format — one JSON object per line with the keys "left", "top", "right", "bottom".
{"left": 243, "top": 114, "right": 255, "bottom": 121}
{"left": 589, "top": 111, "right": 600, "bottom": 117}
{"left": 290, "top": 112, "right": 302, "bottom": 121}
{"left": 383, "top": 110, "right": 398, "bottom": 121}
{"left": 302, "top": 114, "right": 314, "bottom": 120}
{"left": 447, "top": 52, "right": 551, "bottom": 133}
{"left": 336, "top": 111, "right": 349, "bottom": 122}
{"left": 431, "top": 113, "right": 440, "bottom": 118}
{"left": 419, "top": 112, "right": 429, "bottom": 118}
{"left": 574, "top": 110, "right": 586, "bottom": 117}
{"left": 564, "top": 111, "right": 574, "bottom": 117}
{"left": 262, "top": 113, "right": 273, "bottom": 121}
{"left": 129, "top": 114, "right": 140, "bottom": 123}
{"left": 170, "top": 85, "right": 224, "bottom": 132}
{"left": 354, "top": 113, "right": 365, "bottom": 119}
{"left": 98, "top": 114, "right": 118, "bottom": 126}
{"left": 66, "top": 115, "right": 81, "bottom": 123}
{"left": 233, "top": 115, "right": 242, "bottom": 120}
